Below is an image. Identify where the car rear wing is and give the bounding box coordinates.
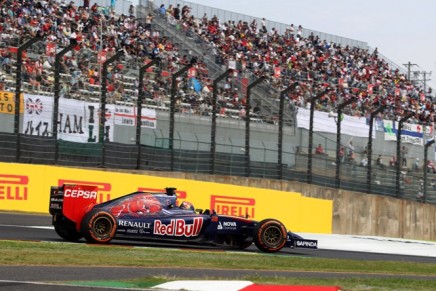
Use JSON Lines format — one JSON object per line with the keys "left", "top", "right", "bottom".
{"left": 49, "top": 184, "right": 98, "bottom": 224}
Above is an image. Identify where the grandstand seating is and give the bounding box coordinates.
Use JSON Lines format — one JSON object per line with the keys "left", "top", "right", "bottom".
{"left": 1, "top": 0, "right": 434, "bottom": 124}
{"left": 0, "top": 0, "right": 435, "bottom": 202}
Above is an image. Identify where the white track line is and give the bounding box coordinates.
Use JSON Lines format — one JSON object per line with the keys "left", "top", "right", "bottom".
{"left": 0, "top": 224, "right": 53, "bottom": 230}
{"left": 0, "top": 279, "right": 147, "bottom": 290}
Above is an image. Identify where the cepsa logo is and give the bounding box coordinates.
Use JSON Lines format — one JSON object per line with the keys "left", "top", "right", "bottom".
{"left": 64, "top": 188, "right": 97, "bottom": 199}
{"left": 0, "top": 174, "right": 29, "bottom": 200}
{"left": 210, "top": 195, "right": 255, "bottom": 218}
{"left": 58, "top": 179, "right": 111, "bottom": 203}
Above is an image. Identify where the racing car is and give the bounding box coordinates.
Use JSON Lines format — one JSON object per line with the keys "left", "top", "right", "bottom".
{"left": 49, "top": 184, "right": 317, "bottom": 253}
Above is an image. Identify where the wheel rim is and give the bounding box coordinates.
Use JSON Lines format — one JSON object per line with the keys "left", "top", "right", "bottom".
{"left": 92, "top": 216, "right": 112, "bottom": 237}
{"left": 263, "top": 225, "right": 283, "bottom": 247}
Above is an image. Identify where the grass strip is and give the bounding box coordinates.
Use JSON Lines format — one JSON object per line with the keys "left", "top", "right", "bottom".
{"left": 1, "top": 240, "right": 435, "bottom": 291}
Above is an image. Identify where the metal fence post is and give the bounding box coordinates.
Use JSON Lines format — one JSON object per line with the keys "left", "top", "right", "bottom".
{"left": 307, "top": 89, "right": 329, "bottom": 184}
{"left": 100, "top": 50, "right": 124, "bottom": 167}
{"left": 396, "top": 112, "right": 414, "bottom": 196}
{"left": 424, "top": 139, "right": 435, "bottom": 203}
{"left": 53, "top": 40, "right": 78, "bottom": 163}
{"left": 366, "top": 105, "right": 386, "bottom": 194}
{"left": 170, "top": 64, "right": 192, "bottom": 171}
{"left": 278, "top": 82, "right": 298, "bottom": 180}
{"left": 136, "top": 59, "right": 159, "bottom": 169}
{"left": 245, "top": 76, "right": 265, "bottom": 177}
{"left": 210, "top": 69, "right": 232, "bottom": 175}
{"left": 335, "top": 99, "right": 355, "bottom": 188}
{"left": 14, "top": 35, "right": 43, "bottom": 162}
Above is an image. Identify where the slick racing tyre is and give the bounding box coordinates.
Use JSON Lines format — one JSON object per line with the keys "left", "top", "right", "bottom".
{"left": 253, "top": 219, "right": 287, "bottom": 253}
{"left": 53, "top": 216, "right": 83, "bottom": 241}
{"left": 81, "top": 210, "right": 117, "bottom": 244}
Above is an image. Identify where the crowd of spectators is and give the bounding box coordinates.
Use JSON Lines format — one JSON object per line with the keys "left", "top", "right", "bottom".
{"left": 0, "top": 0, "right": 219, "bottom": 114}
{"left": 0, "top": 0, "right": 435, "bottom": 125}
{"left": 158, "top": 3, "right": 434, "bottom": 125}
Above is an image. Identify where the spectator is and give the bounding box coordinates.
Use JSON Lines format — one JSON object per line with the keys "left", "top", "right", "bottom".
{"left": 346, "top": 139, "right": 354, "bottom": 157}
{"left": 401, "top": 146, "right": 408, "bottom": 167}
{"left": 339, "top": 147, "right": 345, "bottom": 163}
{"left": 416, "top": 179, "right": 425, "bottom": 202}
{"left": 413, "top": 158, "right": 420, "bottom": 172}
{"left": 376, "top": 155, "right": 385, "bottom": 169}
{"left": 315, "top": 144, "right": 324, "bottom": 154}
{"left": 158, "top": 4, "right": 166, "bottom": 17}
{"left": 427, "top": 160, "right": 436, "bottom": 173}
{"left": 145, "top": 13, "right": 153, "bottom": 29}
{"left": 129, "top": 5, "right": 135, "bottom": 17}
{"left": 360, "top": 157, "right": 368, "bottom": 167}
{"left": 389, "top": 156, "right": 397, "bottom": 167}
{"left": 238, "top": 106, "right": 246, "bottom": 120}
{"left": 173, "top": 4, "right": 181, "bottom": 20}
{"left": 167, "top": 5, "right": 174, "bottom": 17}
{"left": 83, "top": 0, "right": 90, "bottom": 9}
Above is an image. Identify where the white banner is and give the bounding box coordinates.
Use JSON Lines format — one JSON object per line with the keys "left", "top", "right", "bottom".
{"left": 23, "top": 95, "right": 53, "bottom": 137}
{"left": 59, "top": 99, "right": 110, "bottom": 143}
{"left": 114, "top": 105, "right": 156, "bottom": 128}
{"left": 383, "top": 119, "right": 427, "bottom": 146}
{"left": 22, "top": 95, "right": 156, "bottom": 143}
{"left": 297, "top": 107, "right": 370, "bottom": 138}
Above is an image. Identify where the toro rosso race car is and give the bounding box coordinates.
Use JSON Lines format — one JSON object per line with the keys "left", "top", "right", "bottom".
{"left": 49, "top": 184, "right": 318, "bottom": 253}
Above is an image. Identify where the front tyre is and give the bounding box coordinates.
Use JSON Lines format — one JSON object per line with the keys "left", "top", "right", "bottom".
{"left": 253, "top": 219, "right": 287, "bottom": 253}
{"left": 81, "top": 210, "right": 117, "bottom": 243}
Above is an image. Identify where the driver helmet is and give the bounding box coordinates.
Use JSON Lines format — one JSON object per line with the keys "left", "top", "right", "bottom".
{"left": 180, "top": 201, "right": 193, "bottom": 211}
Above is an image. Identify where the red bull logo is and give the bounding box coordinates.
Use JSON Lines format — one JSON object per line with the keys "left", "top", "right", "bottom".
{"left": 58, "top": 179, "right": 111, "bottom": 203}
{"left": 154, "top": 218, "right": 203, "bottom": 237}
{"left": 211, "top": 195, "right": 255, "bottom": 218}
{"left": 0, "top": 174, "right": 28, "bottom": 200}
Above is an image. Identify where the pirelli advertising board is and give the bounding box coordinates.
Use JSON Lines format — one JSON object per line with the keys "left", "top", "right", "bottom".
{"left": 0, "top": 162, "right": 333, "bottom": 233}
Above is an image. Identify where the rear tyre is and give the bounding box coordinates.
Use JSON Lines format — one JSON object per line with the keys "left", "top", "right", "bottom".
{"left": 253, "top": 219, "right": 287, "bottom": 253}
{"left": 81, "top": 210, "right": 117, "bottom": 244}
{"left": 53, "top": 216, "right": 83, "bottom": 241}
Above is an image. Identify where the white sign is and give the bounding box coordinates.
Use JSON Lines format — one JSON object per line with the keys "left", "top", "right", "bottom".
{"left": 383, "top": 120, "right": 428, "bottom": 146}
{"left": 22, "top": 95, "right": 156, "bottom": 143}
{"left": 22, "top": 95, "right": 53, "bottom": 137}
{"left": 297, "top": 107, "right": 370, "bottom": 138}
{"left": 114, "top": 105, "right": 156, "bottom": 128}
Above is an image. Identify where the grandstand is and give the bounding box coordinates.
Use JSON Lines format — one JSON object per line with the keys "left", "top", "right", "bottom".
{"left": 0, "top": 0, "right": 436, "bottom": 204}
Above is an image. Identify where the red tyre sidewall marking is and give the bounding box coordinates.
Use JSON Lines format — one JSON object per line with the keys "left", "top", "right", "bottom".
{"left": 88, "top": 211, "right": 116, "bottom": 242}
{"left": 258, "top": 221, "right": 286, "bottom": 251}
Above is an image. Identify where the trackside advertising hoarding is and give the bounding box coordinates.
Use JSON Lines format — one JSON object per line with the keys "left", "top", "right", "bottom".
{"left": 0, "top": 162, "right": 332, "bottom": 233}
{"left": 0, "top": 91, "right": 24, "bottom": 114}
{"left": 21, "top": 95, "right": 156, "bottom": 142}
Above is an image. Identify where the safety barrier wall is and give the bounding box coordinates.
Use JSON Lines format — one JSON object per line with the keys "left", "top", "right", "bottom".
{"left": 153, "top": 170, "right": 436, "bottom": 241}
{"left": 0, "top": 162, "right": 332, "bottom": 234}
{"left": 1, "top": 161, "right": 435, "bottom": 240}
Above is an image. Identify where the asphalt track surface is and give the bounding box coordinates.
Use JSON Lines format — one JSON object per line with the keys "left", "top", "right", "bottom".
{"left": 0, "top": 212, "right": 435, "bottom": 290}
